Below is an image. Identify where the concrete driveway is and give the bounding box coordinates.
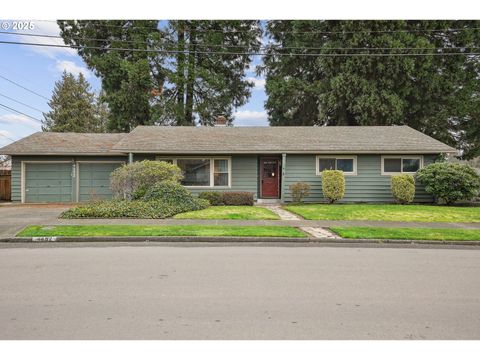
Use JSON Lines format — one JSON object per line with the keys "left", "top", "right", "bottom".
{"left": 0, "top": 204, "right": 71, "bottom": 238}
{"left": 0, "top": 244, "right": 479, "bottom": 340}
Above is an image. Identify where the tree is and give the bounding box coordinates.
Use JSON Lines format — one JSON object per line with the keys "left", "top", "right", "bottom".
{"left": 262, "top": 20, "right": 480, "bottom": 158}
{"left": 58, "top": 20, "right": 262, "bottom": 128}
{"left": 42, "top": 71, "right": 107, "bottom": 132}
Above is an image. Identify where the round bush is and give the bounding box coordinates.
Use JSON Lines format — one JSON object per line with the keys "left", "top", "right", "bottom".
{"left": 322, "top": 170, "right": 345, "bottom": 203}
{"left": 416, "top": 162, "right": 480, "bottom": 205}
{"left": 391, "top": 174, "right": 415, "bottom": 204}
{"left": 110, "top": 160, "right": 183, "bottom": 200}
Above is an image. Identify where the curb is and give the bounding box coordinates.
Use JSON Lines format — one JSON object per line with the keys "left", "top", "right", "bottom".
{"left": 1, "top": 236, "right": 480, "bottom": 246}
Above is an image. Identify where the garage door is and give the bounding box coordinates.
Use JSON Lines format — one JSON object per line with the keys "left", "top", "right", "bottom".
{"left": 24, "top": 163, "right": 73, "bottom": 203}
{"left": 78, "top": 162, "right": 122, "bottom": 202}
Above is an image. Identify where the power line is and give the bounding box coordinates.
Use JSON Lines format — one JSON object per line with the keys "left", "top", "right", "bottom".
{"left": 1, "top": 39, "right": 480, "bottom": 57}
{"left": 37, "top": 20, "right": 480, "bottom": 35}
{"left": 0, "top": 74, "right": 49, "bottom": 100}
{"left": 0, "top": 103, "right": 43, "bottom": 124}
{"left": 2, "top": 31, "right": 479, "bottom": 52}
{"left": 0, "top": 93, "right": 45, "bottom": 113}
{"left": 0, "top": 132, "right": 17, "bottom": 143}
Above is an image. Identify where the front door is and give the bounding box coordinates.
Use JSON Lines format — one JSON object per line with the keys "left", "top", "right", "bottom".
{"left": 260, "top": 158, "right": 280, "bottom": 198}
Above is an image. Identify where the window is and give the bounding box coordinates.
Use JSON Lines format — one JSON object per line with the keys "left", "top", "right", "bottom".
{"left": 155, "top": 157, "right": 231, "bottom": 187}
{"left": 381, "top": 156, "right": 422, "bottom": 175}
{"left": 316, "top": 156, "right": 357, "bottom": 175}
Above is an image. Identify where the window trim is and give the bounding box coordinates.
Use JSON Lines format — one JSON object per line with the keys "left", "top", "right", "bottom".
{"left": 381, "top": 155, "right": 423, "bottom": 175}
{"left": 315, "top": 155, "right": 357, "bottom": 176}
{"left": 155, "top": 156, "right": 232, "bottom": 188}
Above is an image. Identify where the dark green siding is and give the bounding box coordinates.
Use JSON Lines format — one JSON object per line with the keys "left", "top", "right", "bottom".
{"left": 78, "top": 162, "right": 124, "bottom": 201}
{"left": 283, "top": 154, "right": 436, "bottom": 203}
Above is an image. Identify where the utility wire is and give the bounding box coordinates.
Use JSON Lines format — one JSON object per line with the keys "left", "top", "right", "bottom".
{"left": 1, "top": 31, "right": 479, "bottom": 52}
{"left": 0, "top": 93, "right": 45, "bottom": 113}
{"left": 0, "top": 132, "right": 17, "bottom": 143}
{"left": 1, "top": 40, "right": 479, "bottom": 57}
{"left": 0, "top": 103, "right": 43, "bottom": 123}
{"left": 0, "top": 74, "right": 49, "bottom": 100}
{"left": 36, "top": 19, "right": 480, "bottom": 35}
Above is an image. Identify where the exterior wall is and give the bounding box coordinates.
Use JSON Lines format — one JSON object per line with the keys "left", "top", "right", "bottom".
{"left": 283, "top": 154, "right": 437, "bottom": 203}
{"left": 11, "top": 155, "right": 127, "bottom": 202}
{"left": 132, "top": 154, "right": 259, "bottom": 198}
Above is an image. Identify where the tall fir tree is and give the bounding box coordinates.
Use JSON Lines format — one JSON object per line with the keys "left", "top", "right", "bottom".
{"left": 262, "top": 20, "right": 480, "bottom": 159}
{"left": 58, "top": 20, "right": 262, "bottom": 128}
{"left": 42, "top": 71, "right": 107, "bottom": 133}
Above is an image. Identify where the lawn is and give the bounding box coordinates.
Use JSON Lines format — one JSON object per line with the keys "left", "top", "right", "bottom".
{"left": 173, "top": 206, "right": 280, "bottom": 220}
{"left": 284, "top": 204, "right": 480, "bottom": 223}
{"left": 17, "top": 225, "right": 306, "bottom": 238}
{"left": 331, "top": 226, "right": 480, "bottom": 241}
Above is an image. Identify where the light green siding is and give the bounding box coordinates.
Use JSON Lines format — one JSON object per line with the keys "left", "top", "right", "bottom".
{"left": 283, "top": 154, "right": 436, "bottom": 203}
{"left": 78, "top": 162, "right": 124, "bottom": 201}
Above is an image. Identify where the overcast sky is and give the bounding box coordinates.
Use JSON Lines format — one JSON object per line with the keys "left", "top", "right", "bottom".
{"left": 0, "top": 20, "right": 268, "bottom": 148}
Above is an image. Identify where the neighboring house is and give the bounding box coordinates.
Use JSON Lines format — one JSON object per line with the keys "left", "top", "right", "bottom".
{"left": 0, "top": 125, "right": 456, "bottom": 204}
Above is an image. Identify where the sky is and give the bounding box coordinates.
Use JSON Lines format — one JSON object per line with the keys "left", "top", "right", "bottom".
{"left": 0, "top": 20, "right": 269, "bottom": 149}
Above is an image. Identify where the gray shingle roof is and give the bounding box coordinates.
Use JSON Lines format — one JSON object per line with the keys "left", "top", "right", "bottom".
{"left": 0, "top": 126, "right": 456, "bottom": 155}
{"left": 111, "top": 125, "right": 456, "bottom": 154}
{"left": 0, "top": 132, "right": 126, "bottom": 155}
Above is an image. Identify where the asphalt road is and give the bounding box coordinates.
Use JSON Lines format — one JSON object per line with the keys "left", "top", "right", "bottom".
{"left": 1, "top": 244, "right": 480, "bottom": 340}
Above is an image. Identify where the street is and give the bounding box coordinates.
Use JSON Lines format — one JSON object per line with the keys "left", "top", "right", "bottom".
{"left": 0, "top": 243, "right": 479, "bottom": 339}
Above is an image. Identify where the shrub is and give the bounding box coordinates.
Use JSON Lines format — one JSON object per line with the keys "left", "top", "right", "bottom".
{"left": 391, "top": 174, "right": 415, "bottom": 204}
{"left": 198, "top": 191, "right": 225, "bottom": 206}
{"left": 110, "top": 160, "right": 183, "bottom": 200}
{"left": 289, "top": 182, "right": 311, "bottom": 203}
{"left": 222, "top": 192, "right": 254, "bottom": 206}
{"left": 416, "top": 162, "right": 480, "bottom": 205}
{"left": 322, "top": 170, "right": 345, "bottom": 203}
{"left": 61, "top": 198, "right": 209, "bottom": 219}
{"left": 141, "top": 180, "right": 205, "bottom": 209}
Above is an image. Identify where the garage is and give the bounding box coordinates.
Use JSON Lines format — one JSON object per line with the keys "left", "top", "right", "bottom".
{"left": 24, "top": 162, "right": 73, "bottom": 203}
{"left": 78, "top": 162, "right": 123, "bottom": 202}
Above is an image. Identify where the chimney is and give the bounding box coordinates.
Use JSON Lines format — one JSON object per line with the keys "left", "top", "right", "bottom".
{"left": 214, "top": 115, "right": 228, "bottom": 127}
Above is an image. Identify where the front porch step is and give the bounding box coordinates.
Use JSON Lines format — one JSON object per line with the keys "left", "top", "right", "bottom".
{"left": 255, "top": 199, "right": 282, "bottom": 205}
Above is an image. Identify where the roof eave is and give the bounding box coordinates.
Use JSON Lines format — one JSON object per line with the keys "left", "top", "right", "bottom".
{"left": 112, "top": 149, "right": 457, "bottom": 155}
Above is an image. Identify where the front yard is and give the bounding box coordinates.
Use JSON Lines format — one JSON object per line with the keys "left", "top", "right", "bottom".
{"left": 284, "top": 204, "right": 480, "bottom": 223}
{"left": 173, "top": 206, "right": 279, "bottom": 220}
{"left": 331, "top": 226, "right": 480, "bottom": 241}
{"left": 17, "top": 225, "right": 306, "bottom": 238}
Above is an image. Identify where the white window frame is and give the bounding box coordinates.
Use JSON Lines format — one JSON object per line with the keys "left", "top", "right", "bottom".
{"left": 381, "top": 155, "right": 424, "bottom": 175}
{"left": 315, "top": 155, "right": 357, "bottom": 176}
{"left": 155, "top": 156, "right": 232, "bottom": 188}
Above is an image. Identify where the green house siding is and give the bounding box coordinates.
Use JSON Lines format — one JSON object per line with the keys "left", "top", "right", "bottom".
{"left": 283, "top": 154, "right": 436, "bottom": 203}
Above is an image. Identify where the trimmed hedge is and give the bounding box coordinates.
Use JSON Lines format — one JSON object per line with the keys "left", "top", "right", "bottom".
{"left": 322, "top": 170, "right": 345, "bottom": 203}
{"left": 391, "top": 174, "right": 415, "bottom": 204}
{"left": 222, "top": 192, "right": 254, "bottom": 206}
{"left": 289, "top": 182, "right": 311, "bottom": 203}
{"left": 198, "top": 191, "right": 225, "bottom": 206}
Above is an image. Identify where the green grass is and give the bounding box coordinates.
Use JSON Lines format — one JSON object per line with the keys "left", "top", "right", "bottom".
{"left": 331, "top": 226, "right": 480, "bottom": 241}
{"left": 17, "top": 225, "right": 306, "bottom": 238}
{"left": 173, "top": 206, "right": 280, "bottom": 220}
{"left": 284, "top": 204, "right": 480, "bottom": 223}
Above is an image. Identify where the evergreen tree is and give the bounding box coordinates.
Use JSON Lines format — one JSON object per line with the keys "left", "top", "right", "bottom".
{"left": 263, "top": 20, "right": 480, "bottom": 159}
{"left": 42, "top": 71, "right": 106, "bottom": 133}
{"left": 58, "top": 20, "right": 261, "bottom": 128}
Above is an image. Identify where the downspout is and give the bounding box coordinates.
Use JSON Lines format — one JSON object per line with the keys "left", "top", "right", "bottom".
{"left": 128, "top": 153, "right": 133, "bottom": 164}
{"left": 281, "top": 153, "right": 286, "bottom": 202}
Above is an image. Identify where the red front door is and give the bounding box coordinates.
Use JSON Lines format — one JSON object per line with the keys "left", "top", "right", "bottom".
{"left": 260, "top": 158, "right": 280, "bottom": 198}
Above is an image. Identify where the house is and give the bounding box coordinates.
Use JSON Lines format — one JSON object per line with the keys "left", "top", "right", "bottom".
{"left": 0, "top": 125, "right": 456, "bottom": 204}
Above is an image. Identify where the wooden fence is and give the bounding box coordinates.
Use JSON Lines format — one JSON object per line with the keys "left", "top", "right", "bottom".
{"left": 0, "top": 170, "right": 11, "bottom": 201}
